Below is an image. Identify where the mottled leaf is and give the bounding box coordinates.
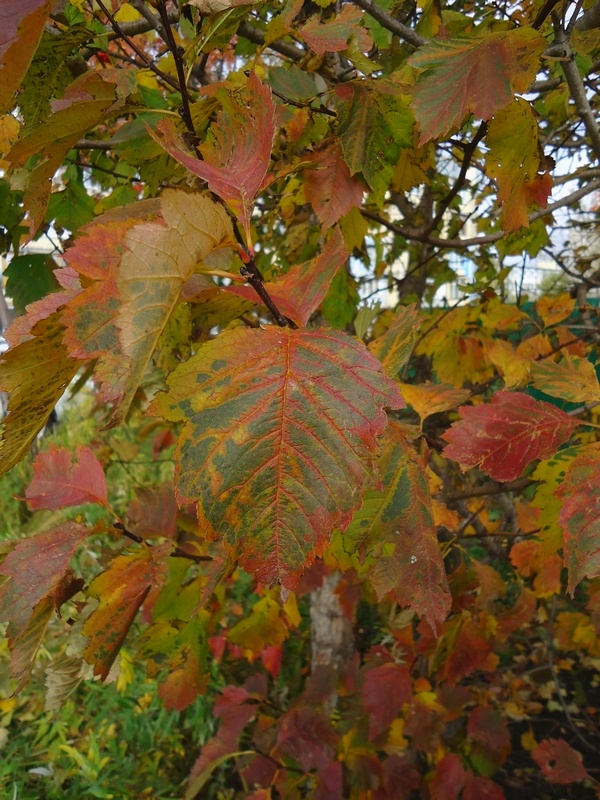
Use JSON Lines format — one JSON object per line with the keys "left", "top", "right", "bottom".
{"left": 335, "top": 80, "right": 414, "bottom": 203}
{"left": 228, "top": 595, "right": 289, "bottom": 653}
{"left": 0, "top": 522, "right": 89, "bottom": 630}
{"left": 531, "top": 356, "right": 600, "bottom": 405}
{"left": 0, "top": 314, "right": 80, "bottom": 475}
{"left": 410, "top": 28, "right": 545, "bottom": 144}
{"left": 467, "top": 707, "right": 511, "bottom": 776}
{"left": 300, "top": 6, "right": 371, "bottom": 56}
{"left": 368, "top": 304, "right": 420, "bottom": 378}
{"left": 26, "top": 445, "right": 108, "bottom": 510}
{"left": 149, "top": 326, "right": 403, "bottom": 588}
{"left": 485, "top": 99, "right": 552, "bottom": 231}
{"left": 150, "top": 73, "right": 275, "bottom": 248}
{"left": 7, "top": 71, "right": 116, "bottom": 235}
{"left": 303, "top": 140, "right": 364, "bottom": 228}
{"left": 0, "top": 0, "right": 55, "bottom": 115}
{"left": 226, "top": 227, "right": 348, "bottom": 326}
{"left": 443, "top": 392, "right": 578, "bottom": 481}
{"left": 83, "top": 545, "right": 170, "bottom": 679}
{"left": 157, "top": 617, "right": 208, "bottom": 711}
{"left": 532, "top": 738, "right": 589, "bottom": 784}
{"left": 346, "top": 422, "right": 450, "bottom": 630}
{"left": 555, "top": 443, "right": 600, "bottom": 593}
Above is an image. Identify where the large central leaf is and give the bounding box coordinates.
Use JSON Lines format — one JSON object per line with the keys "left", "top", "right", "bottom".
{"left": 149, "top": 327, "right": 403, "bottom": 587}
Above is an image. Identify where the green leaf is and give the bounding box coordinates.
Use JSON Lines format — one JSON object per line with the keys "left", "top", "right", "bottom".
{"left": 4, "top": 253, "right": 60, "bottom": 314}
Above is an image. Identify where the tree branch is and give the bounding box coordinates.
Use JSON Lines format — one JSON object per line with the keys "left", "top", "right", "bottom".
{"left": 156, "top": 0, "right": 196, "bottom": 138}
{"left": 361, "top": 177, "right": 600, "bottom": 248}
{"left": 554, "top": 20, "right": 600, "bottom": 161}
{"left": 575, "top": 0, "right": 600, "bottom": 30}
{"left": 352, "top": 0, "right": 427, "bottom": 48}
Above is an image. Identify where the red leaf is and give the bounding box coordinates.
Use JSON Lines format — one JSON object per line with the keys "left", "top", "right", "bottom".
{"left": 226, "top": 227, "right": 348, "bottom": 326}
{"left": 441, "top": 616, "right": 493, "bottom": 684}
{"left": 555, "top": 443, "right": 600, "bottom": 593}
{"left": 126, "top": 484, "right": 178, "bottom": 541}
{"left": 442, "top": 392, "right": 578, "bottom": 481}
{"left": 467, "top": 706, "right": 511, "bottom": 775}
{"left": 276, "top": 705, "right": 338, "bottom": 771}
{"left": 150, "top": 73, "right": 275, "bottom": 248}
{"left": 26, "top": 445, "right": 108, "bottom": 510}
{"left": 463, "top": 774, "right": 505, "bottom": 800}
{"left": 149, "top": 327, "right": 403, "bottom": 588}
{"left": 409, "top": 28, "right": 545, "bottom": 144}
{"left": 429, "top": 754, "right": 466, "bottom": 800}
{"left": 303, "top": 140, "right": 364, "bottom": 227}
{"left": 362, "top": 662, "right": 412, "bottom": 739}
{"left": 532, "top": 738, "right": 589, "bottom": 784}
{"left": 0, "top": 522, "right": 88, "bottom": 630}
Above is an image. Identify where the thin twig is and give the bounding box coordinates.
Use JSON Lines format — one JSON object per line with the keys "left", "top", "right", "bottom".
{"left": 351, "top": 0, "right": 426, "bottom": 48}
{"left": 113, "top": 522, "right": 213, "bottom": 563}
{"left": 156, "top": 1, "right": 196, "bottom": 137}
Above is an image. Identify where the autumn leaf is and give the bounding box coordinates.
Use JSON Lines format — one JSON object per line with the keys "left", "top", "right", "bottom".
{"left": 536, "top": 293, "right": 576, "bottom": 327}
{"left": 26, "top": 445, "right": 109, "bottom": 510}
{"left": 228, "top": 595, "right": 289, "bottom": 653}
{"left": 0, "top": 0, "right": 55, "bottom": 115}
{"left": 346, "top": 422, "right": 451, "bottom": 630}
{"left": 555, "top": 443, "right": 600, "bottom": 593}
{"left": 466, "top": 707, "right": 511, "bottom": 776}
{"left": 368, "top": 304, "right": 420, "bottom": 378}
{"left": 225, "top": 227, "right": 348, "bottom": 326}
{"left": 335, "top": 79, "right": 414, "bottom": 203}
{"left": 531, "top": 738, "right": 589, "bottom": 783}
{"left": 531, "top": 356, "right": 600, "bottom": 405}
{"left": 398, "top": 382, "right": 470, "bottom": 422}
{"left": 410, "top": 28, "right": 545, "bottom": 144}
{"left": 150, "top": 73, "right": 275, "bottom": 249}
{"left": 0, "top": 313, "right": 80, "bottom": 476}
{"left": 303, "top": 140, "right": 365, "bottom": 228}
{"left": 361, "top": 662, "right": 412, "bottom": 739}
{"left": 83, "top": 545, "right": 170, "bottom": 679}
{"left": 7, "top": 71, "right": 116, "bottom": 235}
{"left": 442, "top": 392, "right": 578, "bottom": 481}
{"left": 149, "top": 326, "right": 403, "bottom": 588}
{"left": 429, "top": 754, "right": 466, "bottom": 800}
{"left": 156, "top": 617, "right": 208, "bottom": 711}
{"left": 485, "top": 99, "right": 552, "bottom": 231}
{"left": 300, "top": 5, "right": 371, "bottom": 56}
{"left": 0, "top": 522, "right": 89, "bottom": 631}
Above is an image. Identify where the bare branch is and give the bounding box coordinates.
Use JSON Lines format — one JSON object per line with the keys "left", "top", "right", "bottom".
{"left": 352, "top": 0, "right": 427, "bottom": 48}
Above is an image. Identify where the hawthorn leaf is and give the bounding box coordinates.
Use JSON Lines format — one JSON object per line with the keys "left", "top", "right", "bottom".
{"left": 0, "top": 0, "right": 55, "bottom": 115}
{"left": 467, "top": 707, "right": 511, "bottom": 776}
{"left": 150, "top": 73, "right": 275, "bottom": 248}
{"left": 555, "top": 443, "right": 600, "bottom": 593}
{"left": 346, "top": 422, "right": 451, "bottom": 630}
{"left": 442, "top": 392, "right": 578, "bottom": 482}
{"left": 335, "top": 80, "right": 414, "bottom": 204}
{"left": 226, "top": 227, "right": 348, "bottom": 326}
{"left": 44, "top": 656, "right": 84, "bottom": 712}
{"left": 7, "top": 71, "right": 116, "bottom": 235}
{"left": 463, "top": 774, "right": 505, "bottom": 800}
{"left": 0, "top": 521, "right": 89, "bottom": 631}
{"left": 362, "top": 662, "right": 412, "bottom": 740}
{"left": 9, "top": 573, "right": 83, "bottom": 691}
{"left": 531, "top": 738, "right": 589, "bottom": 784}
{"left": 303, "top": 140, "right": 364, "bottom": 228}
{"left": 531, "top": 356, "right": 600, "bottom": 405}
{"left": 429, "top": 754, "right": 466, "bottom": 800}
{"left": 300, "top": 6, "right": 371, "bottom": 56}
{"left": 149, "top": 326, "right": 403, "bottom": 588}
{"left": 398, "top": 382, "right": 470, "bottom": 422}
{"left": 115, "top": 189, "right": 235, "bottom": 421}
{"left": 276, "top": 705, "right": 337, "bottom": 772}
{"left": 26, "top": 445, "right": 108, "bottom": 510}
{"left": 485, "top": 99, "right": 552, "bottom": 232}
{"left": 409, "top": 28, "right": 545, "bottom": 144}
{"left": 441, "top": 616, "right": 493, "bottom": 684}
{"left": 83, "top": 544, "right": 170, "bottom": 679}
{"left": 157, "top": 616, "right": 208, "bottom": 711}
{"left": 0, "top": 313, "right": 80, "bottom": 475}
{"left": 368, "top": 304, "right": 420, "bottom": 378}
{"left": 228, "top": 595, "right": 289, "bottom": 653}
{"left": 536, "top": 293, "right": 575, "bottom": 327}
{"left": 127, "top": 484, "right": 178, "bottom": 541}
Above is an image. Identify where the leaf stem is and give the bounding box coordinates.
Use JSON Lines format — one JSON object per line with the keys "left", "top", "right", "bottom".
{"left": 239, "top": 256, "right": 294, "bottom": 328}
{"left": 155, "top": 1, "right": 196, "bottom": 139}
{"left": 113, "top": 522, "right": 214, "bottom": 563}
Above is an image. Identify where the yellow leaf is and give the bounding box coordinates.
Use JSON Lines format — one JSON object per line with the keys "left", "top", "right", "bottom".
{"left": 228, "top": 596, "right": 288, "bottom": 653}
{"left": 521, "top": 728, "right": 537, "bottom": 751}
{"left": 0, "top": 114, "right": 20, "bottom": 155}
{"left": 398, "top": 381, "right": 469, "bottom": 421}
{"left": 531, "top": 355, "right": 600, "bottom": 404}
{"left": 282, "top": 592, "right": 301, "bottom": 628}
{"left": 485, "top": 339, "right": 531, "bottom": 389}
{"left": 114, "top": 3, "right": 142, "bottom": 22}
{"left": 536, "top": 292, "right": 575, "bottom": 327}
